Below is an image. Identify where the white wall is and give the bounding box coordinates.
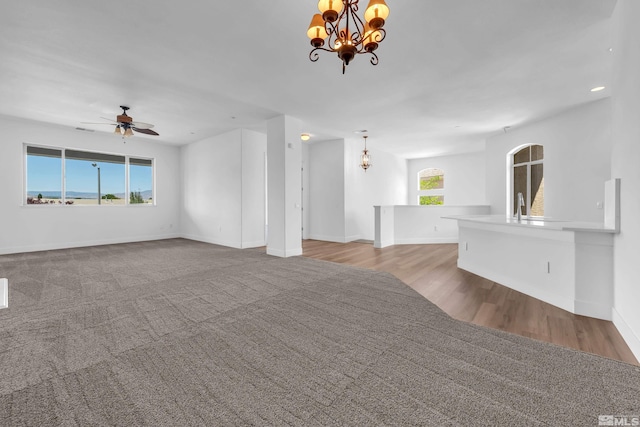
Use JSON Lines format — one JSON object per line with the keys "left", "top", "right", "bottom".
{"left": 266, "top": 115, "right": 302, "bottom": 257}
{"left": 611, "top": 0, "right": 640, "bottom": 359}
{"left": 374, "top": 204, "right": 491, "bottom": 247}
{"left": 345, "top": 140, "right": 407, "bottom": 241}
{"left": 393, "top": 205, "right": 491, "bottom": 244}
{"left": 181, "top": 129, "right": 243, "bottom": 247}
{"left": 307, "top": 138, "right": 406, "bottom": 242}
{"left": 485, "top": 98, "right": 612, "bottom": 222}
{"left": 181, "top": 128, "right": 266, "bottom": 248}
{"left": 408, "top": 151, "right": 487, "bottom": 206}
{"left": 302, "top": 143, "right": 310, "bottom": 240}
{"left": 241, "top": 129, "right": 267, "bottom": 247}
{"left": 308, "top": 139, "right": 346, "bottom": 242}
{"left": 0, "top": 115, "right": 181, "bottom": 254}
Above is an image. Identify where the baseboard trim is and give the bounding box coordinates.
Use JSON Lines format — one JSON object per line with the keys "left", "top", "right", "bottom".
{"left": 574, "top": 299, "right": 612, "bottom": 321}
{"left": 0, "top": 233, "right": 182, "bottom": 255}
{"left": 394, "top": 237, "right": 459, "bottom": 244}
{"left": 612, "top": 308, "right": 640, "bottom": 362}
{"left": 308, "top": 234, "right": 349, "bottom": 243}
{"left": 308, "top": 235, "right": 366, "bottom": 244}
{"left": 241, "top": 240, "right": 266, "bottom": 248}
{"left": 266, "top": 247, "right": 303, "bottom": 258}
{"left": 181, "top": 234, "right": 242, "bottom": 249}
{"left": 374, "top": 239, "right": 394, "bottom": 248}
{"left": 457, "top": 259, "right": 576, "bottom": 315}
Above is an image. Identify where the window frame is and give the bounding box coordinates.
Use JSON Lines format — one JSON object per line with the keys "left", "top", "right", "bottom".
{"left": 24, "top": 145, "right": 64, "bottom": 206}
{"left": 23, "top": 143, "right": 155, "bottom": 207}
{"left": 508, "top": 144, "right": 543, "bottom": 218}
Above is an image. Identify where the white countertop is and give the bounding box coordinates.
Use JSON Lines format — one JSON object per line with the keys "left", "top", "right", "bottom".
{"left": 443, "top": 214, "right": 618, "bottom": 234}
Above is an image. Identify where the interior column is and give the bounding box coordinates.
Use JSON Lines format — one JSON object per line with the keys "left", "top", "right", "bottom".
{"left": 266, "top": 115, "right": 302, "bottom": 257}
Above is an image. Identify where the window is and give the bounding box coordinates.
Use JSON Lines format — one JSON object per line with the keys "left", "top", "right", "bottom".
{"left": 65, "top": 150, "right": 125, "bottom": 205}
{"left": 24, "top": 145, "right": 154, "bottom": 206}
{"left": 26, "top": 146, "right": 62, "bottom": 204}
{"left": 511, "top": 145, "right": 543, "bottom": 217}
{"left": 418, "top": 168, "right": 444, "bottom": 205}
{"left": 129, "top": 158, "right": 153, "bottom": 204}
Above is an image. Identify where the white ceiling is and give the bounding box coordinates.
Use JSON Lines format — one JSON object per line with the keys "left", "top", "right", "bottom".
{"left": 0, "top": 0, "right": 616, "bottom": 159}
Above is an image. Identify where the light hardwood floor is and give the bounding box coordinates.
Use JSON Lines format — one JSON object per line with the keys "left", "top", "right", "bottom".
{"left": 302, "top": 240, "right": 638, "bottom": 365}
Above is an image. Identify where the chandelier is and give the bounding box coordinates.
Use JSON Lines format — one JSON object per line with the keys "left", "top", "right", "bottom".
{"left": 360, "top": 135, "right": 372, "bottom": 171}
{"left": 307, "top": 0, "right": 390, "bottom": 74}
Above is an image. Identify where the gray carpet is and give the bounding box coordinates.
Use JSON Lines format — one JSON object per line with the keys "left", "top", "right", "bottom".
{"left": 0, "top": 239, "right": 638, "bottom": 426}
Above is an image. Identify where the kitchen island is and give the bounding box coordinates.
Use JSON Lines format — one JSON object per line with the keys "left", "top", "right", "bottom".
{"left": 445, "top": 215, "right": 617, "bottom": 320}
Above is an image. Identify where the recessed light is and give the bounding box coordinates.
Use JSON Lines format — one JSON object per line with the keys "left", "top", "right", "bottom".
{"left": 591, "top": 86, "right": 605, "bottom": 92}
{"left": 300, "top": 133, "right": 311, "bottom": 141}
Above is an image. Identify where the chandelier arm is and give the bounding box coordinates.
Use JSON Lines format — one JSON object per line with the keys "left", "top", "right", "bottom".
{"left": 326, "top": 1, "right": 350, "bottom": 46}
{"left": 333, "top": 1, "right": 367, "bottom": 48}
{"left": 345, "top": 1, "right": 351, "bottom": 37}
{"left": 324, "top": 19, "right": 340, "bottom": 48}
{"left": 368, "top": 51, "right": 379, "bottom": 66}
{"left": 347, "top": 2, "right": 368, "bottom": 47}
{"left": 324, "top": 17, "right": 339, "bottom": 36}
{"left": 335, "top": 1, "right": 350, "bottom": 23}
{"left": 309, "top": 49, "right": 320, "bottom": 63}
{"left": 309, "top": 47, "right": 335, "bottom": 62}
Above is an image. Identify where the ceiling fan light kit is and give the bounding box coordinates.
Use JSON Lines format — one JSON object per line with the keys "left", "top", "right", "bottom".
{"left": 82, "top": 105, "right": 159, "bottom": 141}
{"left": 308, "top": 0, "right": 389, "bottom": 74}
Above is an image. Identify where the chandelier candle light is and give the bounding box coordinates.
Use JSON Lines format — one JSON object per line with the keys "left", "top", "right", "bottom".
{"left": 307, "top": 0, "right": 390, "bottom": 74}
{"left": 360, "top": 135, "right": 372, "bottom": 171}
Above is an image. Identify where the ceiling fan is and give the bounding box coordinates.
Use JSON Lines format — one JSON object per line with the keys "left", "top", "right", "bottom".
{"left": 83, "top": 106, "right": 159, "bottom": 138}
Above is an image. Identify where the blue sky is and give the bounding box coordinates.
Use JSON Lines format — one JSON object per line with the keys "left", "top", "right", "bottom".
{"left": 27, "top": 156, "right": 152, "bottom": 195}
{"left": 26, "top": 155, "right": 61, "bottom": 192}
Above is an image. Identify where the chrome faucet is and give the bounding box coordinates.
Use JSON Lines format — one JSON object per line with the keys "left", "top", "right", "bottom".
{"left": 516, "top": 192, "right": 525, "bottom": 222}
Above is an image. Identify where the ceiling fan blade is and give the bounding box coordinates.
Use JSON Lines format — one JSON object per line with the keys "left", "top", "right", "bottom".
{"left": 130, "top": 121, "right": 154, "bottom": 129}
{"left": 80, "top": 122, "right": 113, "bottom": 125}
{"left": 99, "top": 117, "right": 119, "bottom": 123}
{"left": 133, "top": 127, "right": 159, "bottom": 136}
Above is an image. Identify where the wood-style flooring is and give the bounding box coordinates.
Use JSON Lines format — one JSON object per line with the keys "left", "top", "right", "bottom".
{"left": 302, "top": 240, "right": 638, "bottom": 365}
